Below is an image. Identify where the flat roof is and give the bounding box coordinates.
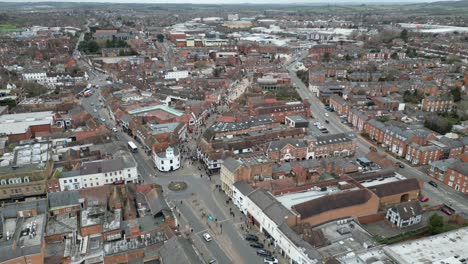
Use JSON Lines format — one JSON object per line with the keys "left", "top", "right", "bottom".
{"left": 127, "top": 105, "right": 184, "bottom": 117}
{"left": 384, "top": 227, "right": 468, "bottom": 263}
{"left": 0, "top": 111, "right": 54, "bottom": 134}
{"left": 276, "top": 185, "right": 352, "bottom": 209}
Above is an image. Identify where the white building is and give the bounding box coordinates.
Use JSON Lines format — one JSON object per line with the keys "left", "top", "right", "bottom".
{"left": 232, "top": 182, "right": 321, "bottom": 264}
{"left": 22, "top": 69, "right": 47, "bottom": 83}
{"left": 386, "top": 200, "right": 423, "bottom": 228}
{"left": 153, "top": 146, "right": 181, "bottom": 172}
{"left": 59, "top": 154, "right": 138, "bottom": 191}
{"left": 164, "top": 70, "right": 190, "bottom": 80}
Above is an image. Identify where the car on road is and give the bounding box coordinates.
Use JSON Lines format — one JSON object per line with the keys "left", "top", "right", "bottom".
{"left": 208, "top": 259, "right": 217, "bottom": 264}
{"left": 249, "top": 242, "right": 264, "bottom": 249}
{"left": 313, "top": 122, "right": 321, "bottom": 126}
{"left": 324, "top": 113, "right": 329, "bottom": 117}
{"left": 420, "top": 196, "right": 429, "bottom": 202}
{"left": 428, "top": 180, "right": 438, "bottom": 188}
{"left": 325, "top": 119, "right": 330, "bottom": 124}
{"left": 245, "top": 234, "right": 259, "bottom": 242}
{"left": 395, "top": 162, "right": 405, "bottom": 169}
{"left": 112, "top": 127, "right": 118, "bottom": 132}
{"left": 256, "top": 249, "right": 272, "bottom": 257}
{"left": 202, "top": 233, "right": 212, "bottom": 242}
{"left": 264, "top": 256, "right": 279, "bottom": 264}
{"left": 100, "top": 118, "right": 106, "bottom": 122}
{"left": 441, "top": 207, "right": 454, "bottom": 216}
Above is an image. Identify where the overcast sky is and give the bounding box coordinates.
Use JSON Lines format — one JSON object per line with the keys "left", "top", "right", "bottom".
{"left": 0, "top": 0, "right": 455, "bottom": 3}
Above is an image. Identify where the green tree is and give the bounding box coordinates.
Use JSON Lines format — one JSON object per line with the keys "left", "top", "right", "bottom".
{"left": 400, "top": 29, "right": 409, "bottom": 42}
{"left": 450, "top": 87, "right": 461, "bottom": 102}
{"left": 391, "top": 52, "right": 398, "bottom": 60}
{"left": 212, "top": 67, "right": 223, "bottom": 77}
{"left": 157, "top": 33, "right": 164, "bottom": 43}
{"left": 428, "top": 214, "right": 444, "bottom": 235}
{"left": 322, "top": 52, "right": 331, "bottom": 62}
{"left": 344, "top": 54, "right": 352, "bottom": 61}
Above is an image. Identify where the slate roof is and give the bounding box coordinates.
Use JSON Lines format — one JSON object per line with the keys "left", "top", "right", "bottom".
{"left": 223, "top": 157, "right": 242, "bottom": 173}
{"left": 391, "top": 200, "right": 423, "bottom": 220}
{"left": 48, "top": 191, "right": 80, "bottom": 209}
{"left": 292, "top": 189, "right": 373, "bottom": 219}
{"left": 369, "top": 178, "right": 420, "bottom": 197}
{"left": 268, "top": 138, "right": 308, "bottom": 151}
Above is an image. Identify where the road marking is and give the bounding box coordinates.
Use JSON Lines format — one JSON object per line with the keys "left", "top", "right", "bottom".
{"left": 195, "top": 229, "right": 209, "bottom": 235}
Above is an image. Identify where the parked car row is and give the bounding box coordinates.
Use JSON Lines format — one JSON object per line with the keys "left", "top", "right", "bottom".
{"left": 245, "top": 234, "right": 278, "bottom": 263}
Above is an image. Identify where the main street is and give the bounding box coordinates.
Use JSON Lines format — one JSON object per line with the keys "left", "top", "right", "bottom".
{"left": 288, "top": 53, "right": 468, "bottom": 216}
{"left": 79, "top": 66, "right": 262, "bottom": 263}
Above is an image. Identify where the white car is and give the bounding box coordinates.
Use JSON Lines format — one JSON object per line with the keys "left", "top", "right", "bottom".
{"left": 313, "top": 122, "right": 321, "bottom": 126}
{"left": 100, "top": 118, "right": 106, "bottom": 122}
{"left": 203, "top": 233, "right": 212, "bottom": 242}
{"left": 324, "top": 113, "right": 329, "bottom": 117}
{"left": 264, "top": 257, "right": 278, "bottom": 264}
{"left": 112, "top": 127, "right": 118, "bottom": 132}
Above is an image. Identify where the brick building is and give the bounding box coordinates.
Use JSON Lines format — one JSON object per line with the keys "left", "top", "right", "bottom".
{"left": 421, "top": 96, "right": 454, "bottom": 112}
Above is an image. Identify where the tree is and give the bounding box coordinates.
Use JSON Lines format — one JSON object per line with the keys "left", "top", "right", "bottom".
{"left": 344, "top": 54, "right": 352, "bottom": 61}
{"left": 21, "top": 82, "right": 48, "bottom": 97}
{"left": 424, "top": 115, "right": 452, "bottom": 134}
{"left": 391, "top": 52, "right": 398, "bottom": 60}
{"left": 157, "top": 33, "right": 164, "bottom": 43}
{"left": 322, "top": 52, "right": 331, "bottom": 62}
{"left": 428, "top": 213, "right": 444, "bottom": 235}
{"left": 400, "top": 29, "right": 409, "bottom": 42}
{"left": 450, "top": 87, "right": 461, "bottom": 102}
{"left": 212, "top": 67, "right": 223, "bottom": 77}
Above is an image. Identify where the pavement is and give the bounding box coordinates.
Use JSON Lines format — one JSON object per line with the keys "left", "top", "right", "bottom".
{"left": 287, "top": 50, "right": 468, "bottom": 217}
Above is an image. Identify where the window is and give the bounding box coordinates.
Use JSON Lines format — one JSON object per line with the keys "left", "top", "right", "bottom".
{"left": 170, "top": 160, "right": 173, "bottom": 164}
{"left": 119, "top": 171, "right": 122, "bottom": 175}
{"left": 105, "top": 173, "right": 107, "bottom": 177}
{"left": 74, "top": 179, "right": 78, "bottom": 182}
{"left": 90, "top": 183, "right": 93, "bottom": 187}
{"left": 106, "top": 179, "right": 108, "bottom": 183}
{"left": 64, "top": 180, "right": 67, "bottom": 183}
{"left": 161, "top": 160, "right": 164, "bottom": 165}
{"left": 84, "top": 184, "right": 87, "bottom": 187}
{"left": 128, "top": 174, "right": 131, "bottom": 177}
{"left": 114, "top": 172, "right": 117, "bottom": 176}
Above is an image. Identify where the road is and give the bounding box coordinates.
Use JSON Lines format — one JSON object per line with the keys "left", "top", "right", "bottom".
{"left": 79, "top": 65, "right": 262, "bottom": 262}
{"left": 288, "top": 52, "right": 468, "bottom": 216}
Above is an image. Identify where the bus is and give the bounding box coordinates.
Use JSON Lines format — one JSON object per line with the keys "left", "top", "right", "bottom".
{"left": 128, "top": 141, "right": 138, "bottom": 153}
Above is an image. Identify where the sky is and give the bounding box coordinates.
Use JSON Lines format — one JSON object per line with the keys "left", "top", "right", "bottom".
{"left": 0, "top": 0, "right": 456, "bottom": 3}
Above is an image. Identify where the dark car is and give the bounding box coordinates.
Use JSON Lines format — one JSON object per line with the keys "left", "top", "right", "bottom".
{"left": 249, "top": 242, "right": 264, "bottom": 249}
{"left": 395, "top": 162, "right": 405, "bottom": 169}
{"left": 325, "top": 119, "right": 330, "bottom": 124}
{"left": 428, "top": 180, "right": 438, "bottom": 188}
{"left": 245, "top": 234, "right": 259, "bottom": 242}
{"left": 256, "top": 249, "right": 272, "bottom": 257}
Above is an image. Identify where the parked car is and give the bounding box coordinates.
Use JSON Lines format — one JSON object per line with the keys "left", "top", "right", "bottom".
{"left": 428, "top": 181, "right": 438, "bottom": 188}
{"left": 245, "top": 234, "right": 259, "bottom": 242}
{"left": 395, "top": 162, "right": 405, "bottom": 169}
{"left": 256, "top": 249, "right": 272, "bottom": 257}
{"left": 324, "top": 113, "right": 329, "bottom": 117}
{"left": 112, "top": 127, "right": 118, "bottom": 132}
{"left": 369, "top": 146, "right": 377, "bottom": 152}
{"left": 203, "top": 233, "right": 212, "bottom": 242}
{"left": 264, "top": 257, "right": 279, "bottom": 264}
{"left": 420, "top": 196, "right": 429, "bottom": 202}
{"left": 441, "top": 207, "right": 454, "bottom": 216}
{"left": 325, "top": 119, "right": 330, "bottom": 124}
{"left": 249, "top": 242, "right": 264, "bottom": 249}
{"left": 208, "top": 260, "right": 217, "bottom": 264}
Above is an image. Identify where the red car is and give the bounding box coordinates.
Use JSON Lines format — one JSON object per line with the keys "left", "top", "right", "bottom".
{"left": 420, "top": 196, "right": 429, "bottom": 202}
{"left": 441, "top": 207, "right": 454, "bottom": 216}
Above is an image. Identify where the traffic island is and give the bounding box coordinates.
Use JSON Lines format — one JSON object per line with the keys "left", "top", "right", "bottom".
{"left": 168, "top": 181, "right": 188, "bottom": 192}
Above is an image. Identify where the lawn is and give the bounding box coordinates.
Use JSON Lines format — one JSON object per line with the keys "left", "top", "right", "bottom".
{"left": 0, "top": 23, "right": 20, "bottom": 34}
